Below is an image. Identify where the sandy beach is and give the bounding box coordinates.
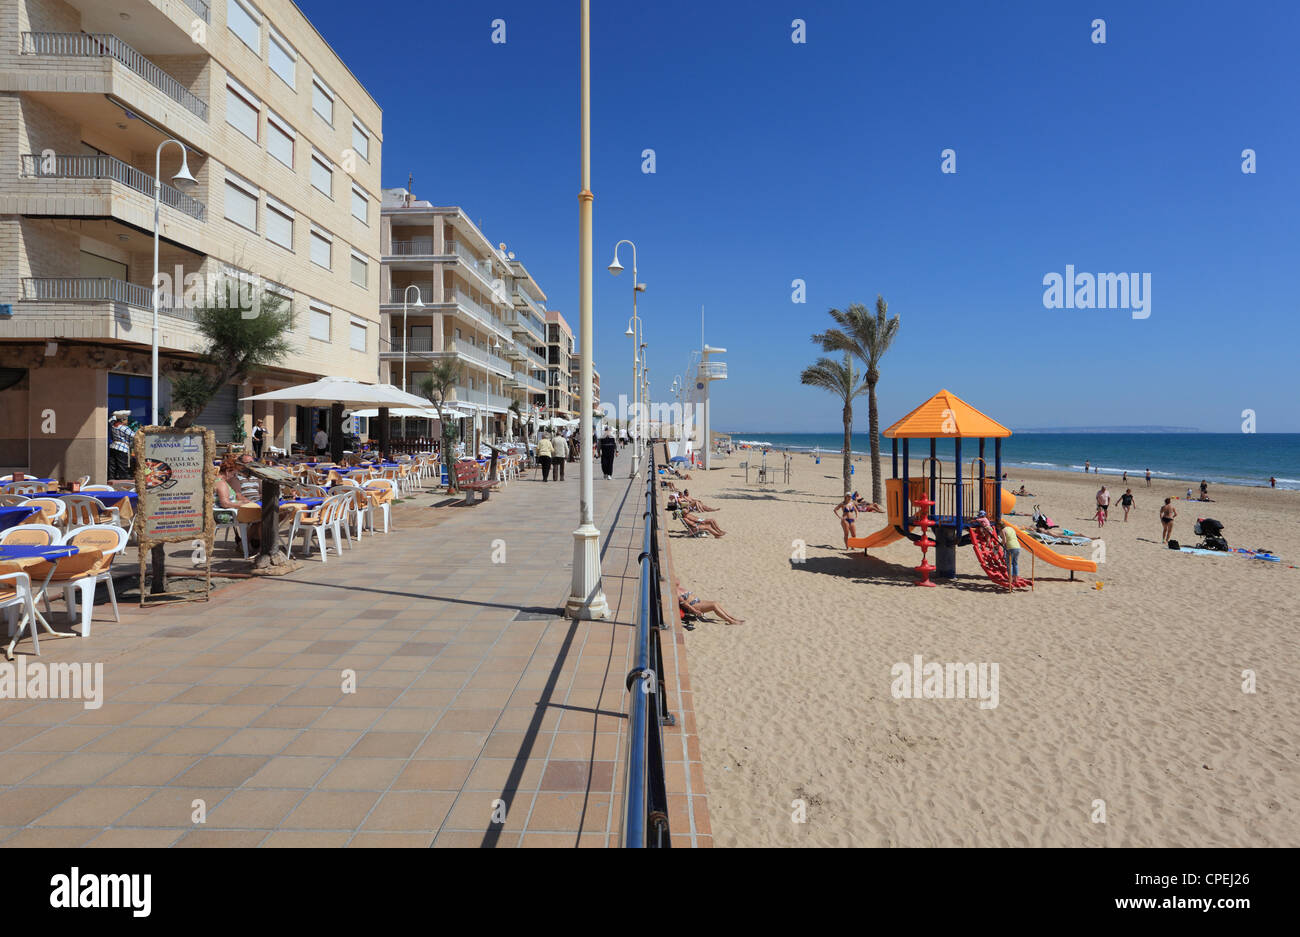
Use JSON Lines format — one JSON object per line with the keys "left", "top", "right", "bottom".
{"left": 670, "top": 454, "right": 1300, "bottom": 847}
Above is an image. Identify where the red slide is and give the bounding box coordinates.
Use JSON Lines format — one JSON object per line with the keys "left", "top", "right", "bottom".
{"left": 968, "top": 523, "right": 1032, "bottom": 590}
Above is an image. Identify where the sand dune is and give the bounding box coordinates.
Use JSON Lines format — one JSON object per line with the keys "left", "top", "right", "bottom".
{"left": 670, "top": 455, "right": 1299, "bottom": 847}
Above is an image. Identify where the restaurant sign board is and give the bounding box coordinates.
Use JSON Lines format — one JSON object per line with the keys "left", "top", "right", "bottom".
{"left": 134, "top": 426, "right": 215, "bottom": 606}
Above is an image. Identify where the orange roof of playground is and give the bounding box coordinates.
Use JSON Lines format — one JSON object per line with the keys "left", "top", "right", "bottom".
{"left": 883, "top": 389, "right": 1013, "bottom": 439}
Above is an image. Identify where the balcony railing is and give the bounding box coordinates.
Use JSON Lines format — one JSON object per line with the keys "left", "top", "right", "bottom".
{"left": 19, "top": 277, "right": 198, "bottom": 322}
{"left": 22, "top": 33, "right": 209, "bottom": 121}
{"left": 385, "top": 335, "right": 435, "bottom": 353}
{"left": 452, "top": 386, "right": 515, "bottom": 411}
{"left": 450, "top": 289, "right": 508, "bottom": 334}
{"left": 389, "top": 238, "right": 434, "bottom": 256}
{"left": 452, "top": 338, "right": 512, "bottom": 373}
{"left": 506, "top": 308, "right": 545, "bottom": 343}
{"left": 444, "top": 240, "right": 501, "bottom": 296}
{"left": 387, "top": 285, "right": 435, "bottom": 304}
{"left": 183, "top": 0, "right": 211, "bottom": 23}
{"left": 20, "top": 153, "right": 207, "bottom": 221}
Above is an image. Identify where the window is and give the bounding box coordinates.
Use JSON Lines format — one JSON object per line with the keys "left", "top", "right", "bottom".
{"left": 225, "top": 78, "right": 260, "bottom": 142}
{"left": 224, "top": 173, "right": 258, "bottom": 231}
{"left": 309, "top": 304, "right": 330, "bottom": 342}
{"left": 268, "top": 27, "right": 296, "bottom": 88}
{"left": 266, "top": 195, "right": 293, "bottom": 250}
{"left": 267, "top": 111, "right": 294, "bottom": 168}
{"left": 351, "top": 120, "right": 370, "bottom": 162}
{"left": 312, "top": 74, "right": 334, "bottom": 125}
{"left": 350, "top": 251, "right": 367, "bottom": 288}
{"left": 310, "top": 227, "right": 332, "bottom": 270}
{"left": 350, "top": 185, "right": 367, "bottom": 224}
{"left": 109, "top": 373, "right": 152, "bottom": 425}
{"left": 350, "top": 318, "right": 366, "bottom": 351}
{"left": 310, "top": 151, "right": 332, "bottom": 197}
{"left": 228, "top": 0, "right": 261, "bottom": 54}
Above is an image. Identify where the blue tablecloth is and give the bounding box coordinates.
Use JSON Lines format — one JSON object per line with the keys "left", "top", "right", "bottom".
{"left": 58, "top": 491, "right": 137, "bottom": 504}
{"left": 0, "top": 505, "right": 40, "bottom": 531}
{"left": 285, "top": 498, "right": 325, "bottom": 507}
{"left": 0, "top": 544, "right": 77, "bottom": 560}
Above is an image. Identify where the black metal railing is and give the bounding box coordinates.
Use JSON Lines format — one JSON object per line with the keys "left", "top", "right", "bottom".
{"left": 622, "top": 450, "right": 673, "bottom": 847}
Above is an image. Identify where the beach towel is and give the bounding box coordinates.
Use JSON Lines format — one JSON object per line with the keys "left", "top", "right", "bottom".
{"left": 1180, "top": 547, "right": 1235, "bottom": 557}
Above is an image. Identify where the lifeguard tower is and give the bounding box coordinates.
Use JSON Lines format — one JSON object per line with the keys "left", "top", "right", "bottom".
{"left": 846, "top": 389, "right": 1097, "bottom": 587}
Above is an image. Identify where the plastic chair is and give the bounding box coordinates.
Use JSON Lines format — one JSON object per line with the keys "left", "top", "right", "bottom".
{"left": 21, "top": 497, "right": 67, "bottom": 528}
{"left": 0, "top": 571, "right": 40, "bottom": 654}
{"left": 61, "top": 494, "right": 119, "bottom": 531}
{"left": 328, "top": 486, "right": 372, "bottom": 540}
{"left": 82, "top": 484, "right": 115, "bottom": 491}
{"left": 293, "top": 495, "right": 348, "bottom": 562}
{"left": 0, "top": 524, "right": 63, "bottom": 546}
{"left": 41, "top": 525, "right": 127, "bottom": 636}
{"left": 0, "top": 494, "right": 30, "bottom": 507}
{"left": 4, "top": 481, "right": 47, "bottom": 496}
{"left": 363, "top": 480, "right": 396, "bottom": 533}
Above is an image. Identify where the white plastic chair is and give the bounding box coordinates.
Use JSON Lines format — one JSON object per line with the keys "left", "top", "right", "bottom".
{"left": 294, "top": 495, "right": 348, "bottom": 562}
{"left": 4, "top": 481, "right": 46, "bottom": 496}
{"left": 61, "top": 494, "right": 119, "bottom": 531}
{"left": 213, "top": 499, "right": 249, "bottom": 559}
{"left": 0, "top": 494, "right": 30, "bottom": 507}
{"left": 328, "top": 486, "right": 372, "bottom": 540}
{"left": 44, "top": 524, "right": 127, "bottom": 636}
{"left": 21, "top": 497, "right": 67, "bottom": 528}
{"left": 363, "top": 480, "right": 396, "bottom": 533}
{"left": 0, "top": 571, "right": 41, "bottom": 654}
{"left": 0, "top": 524, "right": 63, "bottom": 546}
{"left": 82, "top": 484, "right": 115, "bottom": 491}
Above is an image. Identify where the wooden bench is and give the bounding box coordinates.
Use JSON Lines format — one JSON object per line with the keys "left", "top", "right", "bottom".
{"left": 454, "top": 460, "right": 496, "bottom": 505}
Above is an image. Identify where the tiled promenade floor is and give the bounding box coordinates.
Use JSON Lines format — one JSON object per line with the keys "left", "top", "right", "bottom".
{"left": 0, "top": 449, "right": 710, "bottom": 847}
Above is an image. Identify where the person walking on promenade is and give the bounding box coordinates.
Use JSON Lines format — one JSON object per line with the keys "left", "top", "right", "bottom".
{"left": 551, "top": 431, "right": 568, "bottom": 480}
{"left": 537, "top": 432, "right": 554, "bottom": 481}
{"left": 599, "top": 428, "right": 618, "bottom": 479}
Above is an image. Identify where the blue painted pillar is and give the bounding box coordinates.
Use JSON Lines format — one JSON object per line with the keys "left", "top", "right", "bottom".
{"left": 994, "top": 438, "right": 1003, "bottom": 522}
{"left": 954, "top": 436, "right": 963, "bottom": 542}
{"left": 978, "top": 437, "right": 986, "bottom": 512}
{"left": 902, "top": 438, "right": 910, "bottom": 526}
{"left": 891, "top": 437, "right": 898, "bottom": 478}
{"left": 929, "top": 438, "right": 937, "bottom": 513}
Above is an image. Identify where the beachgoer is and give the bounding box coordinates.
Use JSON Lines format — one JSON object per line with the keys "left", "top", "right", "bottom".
{"left": 1160, "top": 498, "right": 1177, "bottom": 543}
{"left": 252, "top": 418, "right": 266, "bottom": 459}
{"left": 1145, "top": 468, "right": 1151, "bottom": 487}
{"left": 1119, "top": 488, "right": 1135, "bottom": 522}
{"left": 681, "top": 509, "right": 726, "bottom": 537}
{"left": 537, "top": 433, "right": 554, "bottom": 481}
{"left": 1096, "top": 485, "right": 1110, "bottom": 523}
{"left": 1200, "top": 480, "right": 1209, "bottom": 501}
{"left": 678, "top": 489, "right": 718, "bottom": 512}
{"left": 1084, "top": 460, "right": 1090, "bottom": 473}
{"left": 834, "top": 492, "right": 858, "bottom": 548}
{"left": 1270, "top": 476, "right": 1276, "bottom": 488}
{"left": 999, "top": 520, "right": 1021, "bottom": 582}
{"left": 598, "top": 429, "right": 617, "bottom": 479}
{"left": 1122, "top": 471, "right": 1128, "bottom": 484}
{"left": 678, "top": 588, "right": 744, "bottom": 625}
{"left": 852, "top": 491, "right": 884, "bottom": 513}
{"left": 1186, "top": 487, "right": 1194, "bottom": 501}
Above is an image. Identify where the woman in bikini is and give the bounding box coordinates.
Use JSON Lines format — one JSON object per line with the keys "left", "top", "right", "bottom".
{"left": 834, "top": 492, "right": 858, "bottom": 548}
{"left": 1160, "top": 497, "right": 1177, "bottom": 543}
{"left": 1119, "top": 488, "right": 1136, "bottom": 522}
{"left": 678, "top": 588, "right": 745, "bottom": 625}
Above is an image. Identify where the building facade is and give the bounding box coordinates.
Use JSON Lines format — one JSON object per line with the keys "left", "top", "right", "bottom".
{"left": 379, "top": 187, "right": 549, "bottom": 442}
{"left": 545, "top": 309, "right": 574, "bottom": 419}
{"left": 0, "top": 0, "right": 382, "bottom": 478}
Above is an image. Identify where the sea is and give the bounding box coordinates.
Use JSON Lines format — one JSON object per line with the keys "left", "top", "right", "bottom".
{"left": 721, "top": 432, "right": 1300, "bottom": 491}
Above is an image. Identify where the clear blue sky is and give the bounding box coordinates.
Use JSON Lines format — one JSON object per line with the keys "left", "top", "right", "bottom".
{"left": 300, "top": 0, "right": 1299, "bottom": 432}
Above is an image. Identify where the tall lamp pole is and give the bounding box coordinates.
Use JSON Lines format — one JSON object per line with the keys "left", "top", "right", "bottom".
{"left": 151, "top": 139, "right": 197, "bottom": 425}
{"left": 609, "top": 239, "right": 644, "bottom": 476}
{"left": 400, "top": 284, "right": 424, "bottom": 440}
{"left": 567, "top": 0, "right": 609, "bottom": 620}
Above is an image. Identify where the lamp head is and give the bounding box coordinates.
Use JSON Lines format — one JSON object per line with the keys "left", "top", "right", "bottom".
{"left": 171, "top": 149, "right": 197, "bottom": 189}
{"left": 607, "top": 256, "right": 624, "bottom": 276}
{"left": 635, "top": 283, "right": 646, "bottom": 292}
{"left": 624, "top": 323, "right": 635, "bottom": 337}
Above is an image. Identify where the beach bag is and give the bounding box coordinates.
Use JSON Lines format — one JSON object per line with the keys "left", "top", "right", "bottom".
{"left": 1168, "top": 539, "right": 1180, "bottom": 550}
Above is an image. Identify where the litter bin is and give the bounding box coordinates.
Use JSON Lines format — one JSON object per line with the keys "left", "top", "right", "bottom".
{"left": 934, "top": 525, "right": 958, "bottom": 578}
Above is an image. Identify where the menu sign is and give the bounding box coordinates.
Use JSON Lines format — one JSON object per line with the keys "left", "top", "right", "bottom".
{"left": 136, "top": 428, "right": 214, "bottom": 541}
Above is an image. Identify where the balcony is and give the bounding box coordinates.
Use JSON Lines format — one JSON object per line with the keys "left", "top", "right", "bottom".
{"left": 386, "top": 285, "right": 435, "bottom": 304}
{"left": 449, "top": 289, "right": 509, "bottom": 337}
{"left": 183, "top": 0, "right": 211, "bottom": 23}
{"left": 22, "top": 32, "right": 209, "bottom": 121}
{"left": 389, "top": 238, "right": 434, "bottom": 257}
{"left": 383, "top": 335, "right": 435, "bottom": 355}
{"left": 505, "top": 308, "right": 545, "bottom": 344}
{"left": 444, "top": 240, "right": 502, "bottom": 297}
{"left": 452, "top": 386, "right": 515, "bottom": 411}
{"left": 20, "top": 154, "right": 206, "bottom": 221}
{"left": 510, "top": 373, "right": 546, "bottom": 394}
{"left": 20, "top": 276, "right": 200, "bottom": 320}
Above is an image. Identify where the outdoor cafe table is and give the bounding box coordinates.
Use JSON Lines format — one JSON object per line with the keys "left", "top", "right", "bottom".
{"left": 0, "top": 543, "right": 90, "bottom": 658}
{"left": 4, "top": 478, "right": 57, "bottom": 491}
{"left": 57, "top": 491, "right": 138, "bottom": 505}
{"left": 0, "top": 505, "right": 39, "bottom": 531}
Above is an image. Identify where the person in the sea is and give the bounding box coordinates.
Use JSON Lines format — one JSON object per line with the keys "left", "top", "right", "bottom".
{"left": 1118, "top": 488, "right": 1136, "bottom": 522}
{"left": 1270, "top": 476, "right": 1276, "bottom": 489}
{"left": 1084, "top": 460, "right": 1090, "bottom": 473}
{"left": 678, "top": 587, "right": 745, "bottom": 625}
{"left": 1160, "top": 497, "right": 1177, "bottom": 543}
{"left": 833, "top": 492, "right": 858, "bottom": 548}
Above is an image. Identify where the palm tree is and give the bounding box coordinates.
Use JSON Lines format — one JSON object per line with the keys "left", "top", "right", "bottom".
{"left": 508, "top": 399, "right": 526, "bottom": 450}
{"left": 800, "top": 351, "right": 868, "bottom": 498}
{"left": 812, "top": 296, "right": 900, "bottom": 504}
{"left": 171, "top": 285, "right": 294, "bottom": 429}
{"left": 419, "top": 360, "right": 463, "bottom": 493}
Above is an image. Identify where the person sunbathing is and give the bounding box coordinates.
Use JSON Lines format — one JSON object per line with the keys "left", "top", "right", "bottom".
{"left": 678, "top": 489, "right": 719, "bottom": 512}
{"left": 682, "top": 509, "right": 726, "bottom": 537}
{"left": 678, "top": 588, "right": 744, "bottom": 624}
{"left": 851, "top": 491, "right": 884, "bottom": 513}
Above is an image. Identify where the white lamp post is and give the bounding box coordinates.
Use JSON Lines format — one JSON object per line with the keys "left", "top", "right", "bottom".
{"left": 566, "top": 0, "right": 609, "bottom": 619}
{"left": 151, "top": 138, "right": 197, "bottom": 425}
{"left": 400, "top": 284, "right": 424, "bottom": 440}
{"left": 610, "top": 239, "right": 644, "bottom": 476}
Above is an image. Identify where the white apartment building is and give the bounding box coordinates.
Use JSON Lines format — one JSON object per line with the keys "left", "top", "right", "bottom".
{"left": 380, "top": 187, "right": 549, "bottom": 441}
{"left": 0, "top": 0, "right": 382, "bottom": 479}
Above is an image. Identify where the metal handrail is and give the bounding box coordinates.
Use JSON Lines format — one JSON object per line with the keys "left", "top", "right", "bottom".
{"left": 20, "top": 153, "right": 207, "bottom": 221}
{"left": 182, "top": 0, "right": 211, "bottom": 23}
{"left": 623, "top": 449, "right": 672, "bottom": 847}
{"left": 22, "top": 32, "right": 209, "bottom": 121}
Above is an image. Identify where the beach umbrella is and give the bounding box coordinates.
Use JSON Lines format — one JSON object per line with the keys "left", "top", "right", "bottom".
{"left": 670, "top": 455, "right": 689, "bottom": 463}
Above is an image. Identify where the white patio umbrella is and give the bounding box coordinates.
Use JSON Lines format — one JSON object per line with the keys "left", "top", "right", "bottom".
{"left": 241, "top": 376, "right": 430, "bottom": 409}
{"left": 350, "top": 406, "right": 470, "bottom": 420}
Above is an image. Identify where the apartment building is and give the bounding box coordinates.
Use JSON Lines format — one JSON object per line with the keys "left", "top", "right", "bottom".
{"left": 0, "top": 0, "right": 382, "bottom": 479}
{"left": 380, "top": 187, "right": 549, "bottom": 440}
{"left": 545, "top": 308, "right": 574, "bottom": 419}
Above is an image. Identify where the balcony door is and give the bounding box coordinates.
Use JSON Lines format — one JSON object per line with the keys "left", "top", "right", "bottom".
{"left": 79, "top": 250, "right": 127, "bottom": 282}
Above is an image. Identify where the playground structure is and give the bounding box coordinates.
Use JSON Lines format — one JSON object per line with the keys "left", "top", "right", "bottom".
{"left": 846, "top": 389, "right": 1098, "bottom": 588}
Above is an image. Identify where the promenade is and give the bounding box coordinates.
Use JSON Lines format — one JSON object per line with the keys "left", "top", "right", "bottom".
{"left": 0, "top": 448, "right": 709, "bottom": 847}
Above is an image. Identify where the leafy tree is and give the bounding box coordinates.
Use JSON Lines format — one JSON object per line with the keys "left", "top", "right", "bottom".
{"left": 800, "top": 351, "right": 868, "bottom": 498}
{"left": 812, "top": 296, "right": 900, "bottom": 504}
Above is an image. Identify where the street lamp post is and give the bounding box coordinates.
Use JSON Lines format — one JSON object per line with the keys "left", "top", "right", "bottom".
{"left": 566, "top": 0, "right": 609, "bottom": 620}
{"left": 609, "top": 239, "right": 644, "bottom": 476}
{"left": 151, "top": 139, "right": 197, "bottom": 425}
{"left": 400, "top": 284, "right": 425, "bottom": 442}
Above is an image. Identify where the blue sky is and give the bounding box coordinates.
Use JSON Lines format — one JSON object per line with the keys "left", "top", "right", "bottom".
{"left": 300, "top": 0, "right": 1299, "bottom": 432}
